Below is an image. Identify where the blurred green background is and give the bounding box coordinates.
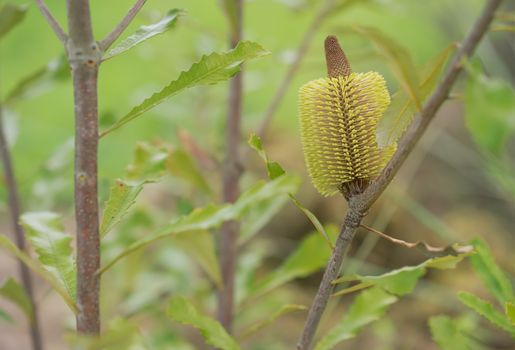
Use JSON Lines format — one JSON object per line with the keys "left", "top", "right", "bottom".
{"left": 1, "top": 0, "right": 514, "bottom": 349}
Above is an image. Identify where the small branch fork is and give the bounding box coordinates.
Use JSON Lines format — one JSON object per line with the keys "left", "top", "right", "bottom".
{"left": 33, "top": 0, "right": 148, "bottom": 335}
{"left": 296, "top": 0, "right": 504, "bottom": 349}
{"left": 99, "top": 0, "right": 147, "bottom": 51}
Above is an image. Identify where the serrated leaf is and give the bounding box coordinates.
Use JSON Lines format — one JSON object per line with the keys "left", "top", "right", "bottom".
{"left": 103, "top": 9, "right": 184, "bottom": 61}
{"left": 468, "top": 239, "right": 513, "bottom": 305}
{"left": 0, "top": 235, "right": 77, "bottom": 312}
{"left": 315, "top": 287, "right": 397, "bottom": 350}
{"left": 99, "top": 174, "right": 299, "bottom": 274}
{"left": 251, "top": 227, "right": 337, "bottom": 298}
{"left": 429, "top": 315, "right": 472, "bottom": 350}
{"left": 167, "top": 148, "right": 213, "bottom": 197}
{"left": 333, "top": 252, "right": 470, "bottom": 296}
{"left": 0, "top": 2, "right": 27, "bottom": 40}
{"left": 377, "top": 44, "right": 455, "bottom": 148}
{"left": 20, "top": 212, "right": 76, "bottom": 301}
{"left": 465, "top": 61, "right": 515, "bottom": 156}
{"left": 167, "top": 296, "right": 241, "bottom": 350}
{"left": 239, "top": 304, "right": 307, "bottom": 339}
{"left": 101, "top": 41, "right": 269, "bottom": 137}
{"left": 171, "top": 230, "right": 222, "bottom": 288}
{"left": 0, "top": 308, "right": 13, "bottom": 323}
{"left": 0, "top": 278, "right": 32, "bottom": 320}
{"left": 458, "top": 292, "right": 515, "bottom": 337}
{"left": 353, "top": 26, "right": 421, "bottom": 109}
{"left": 4, "top": 56, "right": 68, "bottom": 105}
{"left": 100, "top": 179, "right": 149, "bottom": 238}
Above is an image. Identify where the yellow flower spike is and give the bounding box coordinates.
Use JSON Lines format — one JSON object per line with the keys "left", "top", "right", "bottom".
{"left": 299, "top": 36, "right": 396, "bottom": 199}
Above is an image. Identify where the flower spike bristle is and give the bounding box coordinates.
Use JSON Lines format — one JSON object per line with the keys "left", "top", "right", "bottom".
{"left": 299, "top": 36, "right": 395, "bottom": 199}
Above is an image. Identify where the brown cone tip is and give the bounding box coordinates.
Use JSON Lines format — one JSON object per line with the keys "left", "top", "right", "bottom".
{"left": 325, "top": 35, "right": 351, "bottom": 78}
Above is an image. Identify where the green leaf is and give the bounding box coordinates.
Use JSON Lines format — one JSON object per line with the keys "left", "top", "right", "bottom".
{"left": 353, "top": 26, "right": 421, "bottom": 109}
{"left": 126, "top": 141, "right": 169, "bottom": 180}
{"left": 248, "top": 134, "right": 331, "bottom": 246}
{"left": 465, "top": 62, "right": 515, "bottom": 156}
{"left": 4, "top": 56, "right": 69, "bottom": 105}
{"left": 468, "top": 239, "right": 513, "bottom": 305}
{"left": 506, "top": 302, "right": 515, "bottom": 325}
{"left": 458, "top": 292, "right": 515, "bottom": 337}
{"left": 429, "top": 315, "right": 472, "bottom": 350}
{"left": 0, "top": 278, "right": 32, "bottom": 319}
{"left": 0, "top": 2, "right": 27, "bottom": 40}
{"left": 239, "top": 193, "right": 290, "bottom": 244}
{"left": 0, "top": 308, "right": 13, "bottom": 323}
{"left": 0, "top": 235, "right": 77, "bottom": 313}
{"left": 289, "top": 195, "right": 333, "bottom": 248}
{"left": 171, "top": 230, "right": 222, "bottom": 288}
{"left": 21, "top": 212, "right": 76, "bottom": 301}
{"left": 66, "top": 317, "right": 145, "bottom": 349}
{"left": 315, "top": 287, "right": 397, "bottom": 350}
{"left": 167, "top": 296, "right": 241, "bottom": 350}
{"left": 101, "top": 41, "right": 269, "bottom": 137}
{"left": 100, "top": 179, "right": 149, "bottom": 238}
{"left": 377, "top": 44, "right": 455, "bottom": 148}
{"left": 99, "top": 174, "right": 299, "bottom": 274}
{"left": 167, "top": 148, "right": 213, "bottom": 197}
{"left": 333, "top": 252, "right": 470, "bottom": 296}
{"left": 251, "top": 227, "right": 336, "bottom": 297}
{"left": 103, "top": 9, "right": 184, "bottom": 61}
{"left": 239, "top": 304, "right": 307, "bottom": 339}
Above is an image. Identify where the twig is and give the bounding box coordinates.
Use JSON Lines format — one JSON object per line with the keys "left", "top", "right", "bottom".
{"left": 217, "top": 0, "right": 243, "bottom": 333}
{"left": 65, "top": 0, "right": 102, "bottom": 334}
{"left": 296, "top": 0, "right": 503, "bottom": 349}
{"left": 99, "top": 0, "right": 147, "bottom": 51}
{"left": 297, "top": 209, "right": 362, "bottom": 349}
{"left": 34, "top": 0, "right": 67, "bottom": 44}
{"left": 0, "top": 107, "right": 43, "bottom": 350}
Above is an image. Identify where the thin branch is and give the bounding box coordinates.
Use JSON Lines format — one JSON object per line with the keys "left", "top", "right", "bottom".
{"left": 256, "top": 1, "right": 330, "bottom": 140}
{"left": 99, "top": 0, "right": 147, "bottom": 51}
{"left": 66, "top": 0, "right": 102, "bottom": 335}
{"left": 217, "top": 0, "right": 244, "bottom": 333}
{"left": 355, "top": 0, "right": 503, "bottom": 213}
{"left": 34, "top": 0, "right": 67, "bottom": 44}
{"left": 0, "top": 107, "right": 44, "bottom": 350}
{"left": 296, "top": 0, "right": 503, "bottom": 349}
{"left": 297, "top": 209, "right": 362, "bottom": 350}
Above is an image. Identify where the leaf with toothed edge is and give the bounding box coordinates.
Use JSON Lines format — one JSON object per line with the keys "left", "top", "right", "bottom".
{"left": 101, "top": 41, "right": 269, "bottom": 137}
{"left": 20, "top": 212, "right": 76, "bottom": 301}
{"left": 103, "top": 9, "right": 184, "bottom": 61}
{"left": 168, "top": 296, "right": 241, "bottom": 350}
{"left": 0, "top": 235, "right": 77, "bottom": 313}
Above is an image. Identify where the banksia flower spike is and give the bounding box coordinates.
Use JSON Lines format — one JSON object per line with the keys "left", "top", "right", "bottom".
{"left": 299, "top": 35, "right": 395, "bottom": 199}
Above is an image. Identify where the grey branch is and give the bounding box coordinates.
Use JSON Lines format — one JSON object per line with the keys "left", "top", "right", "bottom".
{"left": 296, "top": 0, "right": 504, "bottom": 349}
{"left": 34, "top": 0, "right": 68, "bottom": 44}
{"left": 99, "top": 0, "right": 147, "bottom": 51}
